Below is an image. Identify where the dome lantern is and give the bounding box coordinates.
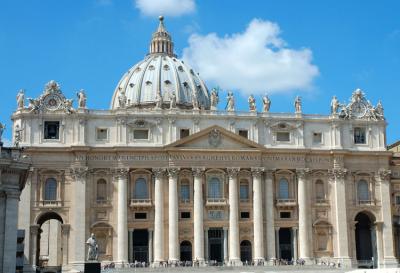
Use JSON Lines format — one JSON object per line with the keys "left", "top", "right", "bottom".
{"left": 149, "top": 15, "right": 175, "bottom": 57}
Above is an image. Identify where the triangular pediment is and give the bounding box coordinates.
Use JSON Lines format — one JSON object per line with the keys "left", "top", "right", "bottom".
{"left": 165, "top": 125, "right": 265, "bottom": 150}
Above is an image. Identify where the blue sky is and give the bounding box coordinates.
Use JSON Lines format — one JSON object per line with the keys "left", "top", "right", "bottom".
{"left": 1, "top": 0, "right": 399, "bottom": 144}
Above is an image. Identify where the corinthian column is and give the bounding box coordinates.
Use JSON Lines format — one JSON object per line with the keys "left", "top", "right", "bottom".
{"left": 153, "top": 168, "right": 166, "bottom": 265}
{"left": 227, "top": 167, "right": 241, "bottom": 266}
{"left": 251, "top": 167, "right": 264, "bottom": 263}
{"left": 193, "top": 168, "right": 205, "bottom": 263}
{"left": 265, "top": 170, "right": 276, "bottom": 263}
{"left": 296, "top": 168, "right": 311, "bottom": 262}
{"left": 114, "top": 168, "right": 129, "bottom": 265}
{"left": 377, "top": 169, "right": 398, "bottom": 266}
{"left": 70, "top": 166, "right": 88, "bottom": 271}
{"left": 168, "top": 168, "right": 180, "bottom": 264}
{"left": 328, "top": 168, "right": 351, "bottom": 266}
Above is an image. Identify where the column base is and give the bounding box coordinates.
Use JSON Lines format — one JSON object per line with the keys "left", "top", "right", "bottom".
{"left": 298, "top": 257, "right": 314, "bottom": 265}
{"left": 67, "top": 261, "right": 85, "bottom": 272}
{"left": 333, "top": 257, "right": 353, "bottom": 267}
{"left": 152, "top": 260, "right": 167, "bottom": 267}
{"left": 114, "top": 261, "right": 128, "bottom": 268}
{"left": 168, "top": 259, "right": 179, "bottom": 266}
{"left": 228, "top": 258, "right": 243, "bottom": 266}
{"left": 381, "top": 257, "right": 398, "bottom": 268}
{"left": 253, "top": 258, "right": 265, "bottom": 266}
{"left": 192, "top": 259, "right": 206, "bottom": 267}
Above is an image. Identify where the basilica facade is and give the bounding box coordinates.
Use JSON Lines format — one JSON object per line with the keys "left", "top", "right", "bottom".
{"left": 14, "top": 17, "right": 399, "bottom": 272}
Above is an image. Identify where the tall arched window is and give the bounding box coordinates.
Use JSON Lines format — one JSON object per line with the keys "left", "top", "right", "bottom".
{"left": 180, "top": 179, "right": 190, "bottom": 202}
{"left": 357, "top": 180, "right": 369, "bottom": 201}
{"left": 240, "top": 180, "right": 249, "bottom": 201}
{"left": 97, "top": 179, "right": 107, "bottom": 201}
{"left": 44, "top": 178, "right": 57, "bottom": 201}
{"left": 134, "top": 178, "right": 148, "bottom": 199}
{"left": 315, "top": 180, "right": 325, "bottom": 200}
{"left": 279, "top": 178, "right": 289, "bottom": 199}
{"left": 208, "top": 177, "right": 222, "bottom": 199}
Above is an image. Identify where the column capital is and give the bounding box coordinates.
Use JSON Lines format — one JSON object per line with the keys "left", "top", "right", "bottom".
{"left": 192, "top": 167, "right": 205, "bottom": 178}
{"left": 377, "top": 168, "right": 391, "bottom": 182}
{"left": 61, "top": 224, "right": 71, "bottom": 235}
{"left": 70, "top": 166, "right": 89, "bottom": 180}
{"left": 167, "top": 167, "right": 180, "bottom": 178}
{"left": 275, "top": 226, "right": 280, "bottom": 231}
{"left": 328, "top": 168, "right": 347, "bottom": 181}
{"left": 30, "top": 224, "right": 40, "bottom": 235}
{"left": 152, "top": 167, "right": 166, "bottom": 178}
{"left": 264, "top": 169, "right": 275, "bottom": 179}
{"left": 4, "top": 188, "right": 21, "bottom": 199}
{"left": 112, "top": 168, "right": 129, "bottom": 179}
{"left": 292, "top": 226, "right": 298, "bottom": 231}
{"left": 251, "top": 167, "right": 265, "bottom": 177}
{"left": 296, "top": 168, "right": 310, "bottom": 179}
{"left": 227, "top": 167, "right": 240, "bottom": 178}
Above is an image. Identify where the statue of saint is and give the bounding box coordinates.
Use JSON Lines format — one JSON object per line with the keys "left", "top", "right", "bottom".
{"left": 226, "top": 91, "right": 235, "bottom": 111}
{"left": 294, "top": 96, "right": 302, "bottom": 113}
{"left": 192, "top": 88, "right": 199, "bottom": 110}
{"left": 155, "top": 92, "right": 163, "bottom": 109}
{"left": 248, "top": 95, "right": 256, "bottom": 111}
{"left": 86, "top": 233, "right": 99, "bottom": 261}
{"left": 14, "top": 124, "right": 23, "bottom": 147}
{"left": 77, "top": 90, "right": 87, "bottom": 109}
{"left": 16, "top": 89, "right": 25, "bottom": 109}
{"left": 0, "top": 123, "right": 5, "bottom": 145}
{"left": 169, "top": 91, "right": 176, "bottom": 109}
{"left": 210, "top": 88, "right": 219, "bottom": 110}
{"left": 262, "top": 94, "right": 271, "bottom": 112}
{"left": 374, "top": 100, "right": 384, "bottom": 119}
{"left": 118, "top": 89, "right": 127, "bottom": 108}
{"left": 330, "top": 96, "right": 340, "bottom": 114}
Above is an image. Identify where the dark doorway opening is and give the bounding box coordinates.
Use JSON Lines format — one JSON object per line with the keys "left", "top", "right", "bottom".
{"left": 208, "top": 228, "right": 223, "bottom": 263}
{"left": 240, "top": 240, "right": 252, "bottom": 263}
{"left": 132, "top": 229, "right": 149, "bottom": 263}
{"left": 355, "top": 212, "right": 377, "bottom": 268}
{"left": 180, "top": 241, "right": 192, "bottom": 262}
{"left": 279, "top": 228, "right": 292, "bottom": 260}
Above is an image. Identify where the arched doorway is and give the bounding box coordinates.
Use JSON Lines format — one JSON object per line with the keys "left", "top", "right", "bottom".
{"left": 355, "top": 212, "right": 377, "bottom": 268}
{"left": 180, "top": 241, "right": 192, "bottom": 262}
{"left": 36, "top": 212, "right": 64, "bottom": 270}
{"left": 240, "top": 240, "right": 252, "bottom": 263}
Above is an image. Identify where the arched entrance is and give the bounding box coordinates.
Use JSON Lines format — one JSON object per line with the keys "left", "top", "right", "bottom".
{"left": 355, "top": 211, "right": 377, "bottom": 268}
{"left": 240, "top": 240, "right": 252, "bottom": 263}
{"left": 35, "top": 212, "right": 64, "bottom": 271}
{"left": 180, "top": 241, "right": 192, "bottom": 262}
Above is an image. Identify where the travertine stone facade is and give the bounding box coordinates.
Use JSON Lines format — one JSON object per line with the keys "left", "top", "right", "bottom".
{"left": 13, "top": 17, "right": 399, "bottom": 272}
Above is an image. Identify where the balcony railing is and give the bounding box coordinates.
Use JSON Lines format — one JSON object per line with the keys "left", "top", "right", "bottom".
{"left": 130, "top": 199, "right": 152, "bottom": 206}
{"left": 357, "top": 199, "right": 375, "bottom": 206}
{"left": 315, "top": 198, "right": 329, "bottom": 205}
{"left": 240, "top": 198, "right": 250, "bottom": 203}
{"left": 180, "top": 198, "right": 191, "bottom": 204}
{"left": 95, "top": 199, "right": 111, "bottom": 206}
{"left": 276, "top": 198, "right": 297, "bottom": 206}
{"left": 206, "top": 198, "right": 227, "bottom": 206}
{"left": 36, "top": 200, "right": 63, "bottom": 207}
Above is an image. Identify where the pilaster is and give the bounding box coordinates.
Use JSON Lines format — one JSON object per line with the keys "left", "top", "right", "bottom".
{"left": 152, "top": 168, "right": 166, "bottom": 266}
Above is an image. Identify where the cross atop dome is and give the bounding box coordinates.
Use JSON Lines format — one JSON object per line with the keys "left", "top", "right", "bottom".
{"left": 149, "top": 16, "right": 175, "bottom": 57}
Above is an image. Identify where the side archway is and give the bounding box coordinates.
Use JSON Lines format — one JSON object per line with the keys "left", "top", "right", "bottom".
{"left": 240, "top": 240, "right": 252, "bottom": 263}
{"left": 355, "top": 211, "right": 377, "bottom": 268}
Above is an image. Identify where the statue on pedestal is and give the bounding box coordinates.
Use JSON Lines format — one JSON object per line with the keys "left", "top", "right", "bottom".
{"left": 226, "top": 91, "right": 235, "bottom": 112}
{"left": 170, "top": 91, "right": 176, "bottom": 109}
{"left": 16, "top": 89, "right": 25, "bottom": 109}
{"left": 330, "top": 96, "right": 340, "bottom": 114}
{"left": 262, "top": 94, "right": 271, "bottom": 112}
{"left": 248, "top": 95, "right": 256, "bottom": 111}
{"left": 86, "top": 233, "right": 99, "bottom": 261}
{"left": 210, "top": 88, "right": 219, "bottom": 110}
{"left": 294, "top": 96, "right": 302, "bottom": 113}
{"left": 77, "top": 89, "right": 87, "bottom": 109}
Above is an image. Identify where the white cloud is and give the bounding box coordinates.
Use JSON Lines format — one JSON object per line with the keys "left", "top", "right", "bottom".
{"left": 135, "top": 0, "right": 195, "bottom": 17}
{"left": 182, "top": 19, "right": 319, "bottom": 95}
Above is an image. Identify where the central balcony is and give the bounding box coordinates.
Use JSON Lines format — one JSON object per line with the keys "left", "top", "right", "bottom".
{"left": 206, "top": 198, "right": 228, "bottom": 206}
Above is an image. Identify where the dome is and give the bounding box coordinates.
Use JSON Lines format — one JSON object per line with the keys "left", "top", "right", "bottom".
{"left": 111, "top": 17, "right": 210, "bottom": 110}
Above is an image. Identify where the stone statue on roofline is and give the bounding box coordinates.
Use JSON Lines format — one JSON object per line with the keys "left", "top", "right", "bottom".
{"left": 262, "top": 94, "right": 271, "bottom": 113}
{"left": 210, "top": 88, "right": 219, "bottom": 110}
{"left": 248, "top": 95, "right": 256, "bottom": 112}
{"left": 118, "top": 88, "right": 127, "bottom": 109}
{"left": 169, "top": 91, "right": 176, "bottom": 109}
{"left": 16, "top": 89, "right": 25, "bottom": 110}
{"left": 331, "top": 96, "right": 340, "bottom": 114}
{"left": 226, "top": 91, "right": 235, "bottom": 112}
{"left": 294, "top": 96, "right": 302, "bottom": 113}
{"left": 77, "top": 89, "right": 87, "bottom": 109}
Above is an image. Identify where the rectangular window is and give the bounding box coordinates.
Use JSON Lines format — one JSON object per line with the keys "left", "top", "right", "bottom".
{"left": 354, "top": 127, "right": 366, "bottom": 144}
{"left": 276, "top": 132, "right": 290, "bottom": 142}
{"left": 181, "top": 212, "right": 191, "bottom": 219}
{"left": 180, "top": 129, "right": 190, "bottom": 139}
{"left": 238, "top": 130, "right": 248, "bottom": 139}
{"left": 396, "top": 195, "right": 400, "bottom": 205}
{"left": 180, "top": 183, "right": 190, "bottom": 202}
{"left": 280, "top": 211, "right": 291, "bottom": 219}
{"left": 133, "top": 129, "right": 149, "bottom": 140}
{"left": 239, "top": 183, "right": 249, "bottom": 200}
{"left": 96, "top": 128, "right": 108, "bottom": 141}
{"left": 44, "top": 121, "right": 60, "bottom": 140}
{"left": 135, "top": 212, "right": 147, "bottom": 219}
{"left": 240, "top": 211, "right": 250, "bottom": 219}
{"left": 313, "top": 132, "right": 322, "bottom": 144}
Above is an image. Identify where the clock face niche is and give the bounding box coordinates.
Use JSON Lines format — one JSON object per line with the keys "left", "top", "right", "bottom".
{"left": 43, "top": 94, "right": 61, "bottom": 111}
{"left": 351, "top": 101, "right": 367, "bottom": 118}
